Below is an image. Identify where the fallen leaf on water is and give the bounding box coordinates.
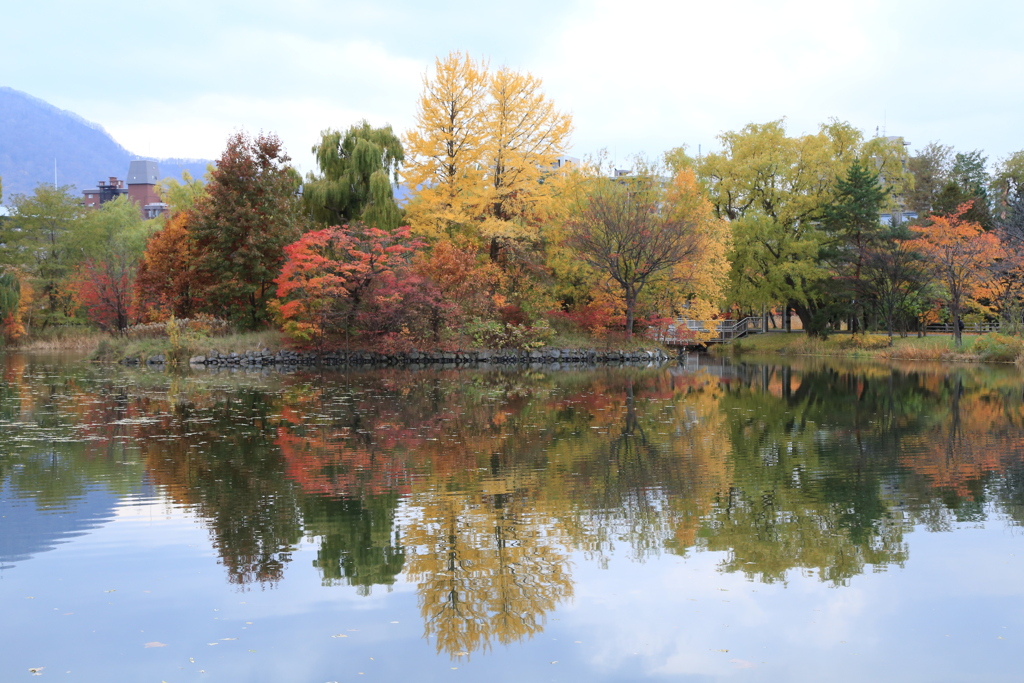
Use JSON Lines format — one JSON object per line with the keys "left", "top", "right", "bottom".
{"left": 29, "top": 668, "right": 43, "bottom": 675}
{"left": 189, "top": 658, "right": 195, "bottom": 663}
{"left": 105, "top": 590, "right": 116, "bottom": 593}
{"left": 716, "top": 649, "right": 729, "bottom": 652}
{"left": 331, "top": 634, "right": 347, "bottom": 638}
{"left": 454, "top": 652, "right": 468, "bottom": 656}
{"left": 144, "top": 642, "right": 167, "bottom": 648}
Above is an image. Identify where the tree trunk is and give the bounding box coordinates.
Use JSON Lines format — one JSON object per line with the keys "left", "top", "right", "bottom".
{"left": 624, "top": 289, "right": 636, "bottom": 339}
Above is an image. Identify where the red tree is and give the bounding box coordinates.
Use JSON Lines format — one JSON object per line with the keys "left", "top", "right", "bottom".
{"left": 274, "top": 223, "right": 433, "bottom": 349}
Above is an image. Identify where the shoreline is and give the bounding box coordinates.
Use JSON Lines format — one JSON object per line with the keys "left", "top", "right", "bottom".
{"left": 712, "top": 330, "right": 1024, "bottom": 365}
{"left": 129, "top": 347, "right": 675, "bottom": 368}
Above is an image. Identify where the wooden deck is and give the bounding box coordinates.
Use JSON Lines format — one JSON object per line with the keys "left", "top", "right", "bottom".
{"left": 659, "top": 317, "right": 766, "bottom": 347}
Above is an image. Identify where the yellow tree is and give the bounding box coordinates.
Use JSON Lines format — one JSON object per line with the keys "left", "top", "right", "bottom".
{"left": 479, "top": 66, "right": 572, "bottom": 261}
{"left": 649, "top": 168, "right": 732, "bottom": 330}
{"left": 403, "top": 51, "right": 489, "bottom": 239}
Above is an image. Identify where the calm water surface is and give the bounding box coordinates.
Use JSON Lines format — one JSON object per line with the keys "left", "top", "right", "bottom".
{"left": 2, "top": 353, "right": 1024, "bottom": 682}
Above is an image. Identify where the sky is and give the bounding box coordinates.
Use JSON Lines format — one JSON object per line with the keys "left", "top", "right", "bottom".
{"left": 5, "top": 0, "right": 1024, "bottom": 177}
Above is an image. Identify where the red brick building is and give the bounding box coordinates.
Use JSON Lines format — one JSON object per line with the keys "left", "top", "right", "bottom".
{"left": 82, "top": 160, "right": 169, "bottom": 219}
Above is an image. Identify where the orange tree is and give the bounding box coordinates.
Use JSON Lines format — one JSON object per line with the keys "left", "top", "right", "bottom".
{"left": 134, "top": 211, "right": 201, "bottom": 321}
{"left": 910, "top": 201, "right": 1002, "bottom": 346}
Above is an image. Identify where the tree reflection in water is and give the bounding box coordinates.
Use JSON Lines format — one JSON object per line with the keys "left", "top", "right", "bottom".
{"left": 4, "top": 356, "right": 1024, "bottom": 654}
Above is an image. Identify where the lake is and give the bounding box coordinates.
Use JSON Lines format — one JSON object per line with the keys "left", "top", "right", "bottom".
{"left": 2, "top": 352, "right": 1023, "bottom": 682}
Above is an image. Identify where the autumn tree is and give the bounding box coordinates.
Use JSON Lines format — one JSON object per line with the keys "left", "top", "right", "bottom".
{"left": 415, "top": 237, "right": 500, "bottom": 322}
{"left": 988, "top": 184, "right": 1024, "bottom": 328}
{"left": 190, "top": 132, "right": 303, "bottom": 329}
{"left": 304, "top": 121, "right": 405, "bottom": 230}
{"left": 70, "top": 195, "right": 153, "bottom": 333}
{"left": 910, "top": 202, "right": 1002, "bottom": 346}
{"left": 273, "top": 223, "right": 429, "bottom": 349}
{"left": 403, "top": 52, "right": 572, "bottom": 258}
{"left": 478, "top": 66, "right": 572, "bottom": 261}
{"left": 134, "top": 211, "right": 201, "bottom": 321}
{"left": 565, "top": 170, "right": 706, "bottom": 337}
{"left": 403, "top": 51, "right": 489, "bottom": 238}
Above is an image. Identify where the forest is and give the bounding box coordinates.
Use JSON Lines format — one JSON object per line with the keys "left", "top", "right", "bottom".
{"left": 2, "top": 51, "right": 1024, "bottom": 352}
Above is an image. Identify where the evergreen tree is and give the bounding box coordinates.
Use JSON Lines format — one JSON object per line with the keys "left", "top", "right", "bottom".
{"left": 934, "top": 150, "right": 992, "bottom": 229}
{"left": 821, "top": 160, "right": 887, "bottom": 331}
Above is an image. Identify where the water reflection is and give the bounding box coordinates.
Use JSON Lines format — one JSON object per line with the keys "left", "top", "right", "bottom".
{"left": 2, "top": 354, "right": 1024, "bottom": 657}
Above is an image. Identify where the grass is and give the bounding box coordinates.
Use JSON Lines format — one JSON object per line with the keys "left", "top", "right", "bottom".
{"left": 717, "top": 330, "right": 1024, "bottom": 364}
{"left": 5, "top": 326, "right": 107, "bottom": 352}
{"left": 93, "top": 330, "right": 286, "bottom": 364}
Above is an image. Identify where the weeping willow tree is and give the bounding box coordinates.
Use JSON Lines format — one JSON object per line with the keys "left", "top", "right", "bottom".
{"left": 303, "top": 121, "right": 405, "bottom": 230}
{"left": 0, "top": 270, "right": 20, "bottom": 324}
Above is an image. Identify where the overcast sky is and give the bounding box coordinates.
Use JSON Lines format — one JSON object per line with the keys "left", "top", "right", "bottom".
{"left": 6, "top": 0, "right": 1023, "bottom": 176}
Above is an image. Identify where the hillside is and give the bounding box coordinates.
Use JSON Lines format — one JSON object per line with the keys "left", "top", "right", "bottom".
{"left": 0, "top": 87, "right": 213, "bottom": 200}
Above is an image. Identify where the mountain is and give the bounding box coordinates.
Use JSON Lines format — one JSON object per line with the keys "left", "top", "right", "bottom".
{"left": 0, "top": 87, "right": 214, "bottom": 200}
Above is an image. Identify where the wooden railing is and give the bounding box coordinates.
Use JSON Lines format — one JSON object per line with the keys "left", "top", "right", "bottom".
{"left": 658, "top": 317, "right": 766, "bottom": 346}
{"left": 924, "top": 322, "right": 1002, "bottom": 334}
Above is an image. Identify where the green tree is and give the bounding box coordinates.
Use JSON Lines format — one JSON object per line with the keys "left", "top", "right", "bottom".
{"left": 934, "top": 150, "right": 992, "bottom": 229}
{"left": 862, "top": 230, "right": 932, "bottom": 342}
{"left": 191, "top": 132, "right": 304, "bottom": 329}
{"left": 0, "top": 270, "right": 19, "bottom": 322}
{"left": 7, "top": 184, "right": 86, "bottom": 326}
{"left": 303, "top": 121, "right": 405, "bottom": 230}
{"left": 700, "top": 120, "right": 912, "bottom": 332}
{"left": 993, "top": 150, "right": 1024, "bottom": 212}
{"left": 821, "top": 159, "right": 888, "bottom": 331}
{"left": 157, "top": 169, "right": 209, "bottom": 215}
{"left": 906, "top": 141, "right": 953, "bottom": 214}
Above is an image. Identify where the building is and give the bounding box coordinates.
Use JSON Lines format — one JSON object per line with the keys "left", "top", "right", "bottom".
{"left": 82, "top": 160, "right": 169, "bottom": 219}
{"left": 82, "top": 177, "right": 127, "bottom": 208}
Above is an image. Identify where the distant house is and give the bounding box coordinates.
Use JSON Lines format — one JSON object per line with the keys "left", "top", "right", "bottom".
{"left": 880, "top": 209, "right": 919, "bottom": 226}
{"left": 82, "top": 160, "right": 168, "bottom": 219}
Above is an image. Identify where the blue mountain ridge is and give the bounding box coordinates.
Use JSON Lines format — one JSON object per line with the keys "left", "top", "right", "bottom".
{"left": 0, "top": 87, "right": 214, "bottom": 200}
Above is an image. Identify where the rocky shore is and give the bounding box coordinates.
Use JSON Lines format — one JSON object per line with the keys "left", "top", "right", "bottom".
{"left": 122, "top": 347, "right": 676, "bottom": 368}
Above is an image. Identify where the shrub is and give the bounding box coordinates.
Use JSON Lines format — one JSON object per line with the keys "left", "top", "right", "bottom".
{"left": 971, "top": 333, "right": 1024, "bottom": 363}
{"left": 837, "top": 334, "right": 890, "bottom": 351}
{"left": 123, "top": 315, "right": 230, "bottom": 341}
